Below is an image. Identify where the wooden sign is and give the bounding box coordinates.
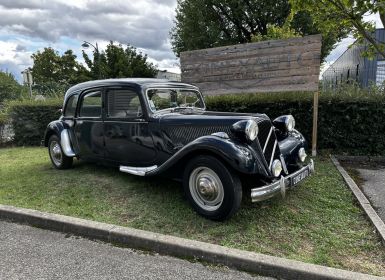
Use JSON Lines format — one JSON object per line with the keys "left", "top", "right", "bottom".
{"left": 180, "top": 35, "right": 322, "bottom": 95}
{"left": 180, "top": 34, "right": 322, "bottom": 156}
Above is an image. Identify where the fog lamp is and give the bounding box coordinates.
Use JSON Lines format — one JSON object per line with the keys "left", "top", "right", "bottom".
{"left": 271, "top": 159, "right": 282, "bottom": 177}
{"left": 298, "top": 148, "right": 307, "bottom": 162}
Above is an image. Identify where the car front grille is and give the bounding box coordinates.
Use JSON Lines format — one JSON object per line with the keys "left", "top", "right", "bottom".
{"left": 256, "top": 119, "right": 279, "bottom": 169}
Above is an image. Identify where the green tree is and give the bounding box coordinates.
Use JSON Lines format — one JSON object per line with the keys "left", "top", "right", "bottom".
{"left": 0, "top": 71, "right": 24, "bottom": 103}
{"left": 171, "top": 0, "right": 347, "bottom": 60}
{"left": 31, "top": 48, "right": 90, "bottom": 86}
{"left": 171, "top": 0, "right": 291, "bottom": 56}
{"left": 82, "top": 41, "right": 157, "bottom": 79}
{"left": 290, "top": 0, "right": 385, "bottom": 58}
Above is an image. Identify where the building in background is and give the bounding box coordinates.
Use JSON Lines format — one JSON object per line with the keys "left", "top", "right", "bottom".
{"left": 322, "top": 28, "right": 385, "bottom": 89}
{"left": 156, "top": 70, "right": 181, "bottom": 81}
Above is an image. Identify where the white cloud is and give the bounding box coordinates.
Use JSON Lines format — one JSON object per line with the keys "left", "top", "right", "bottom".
{"left": 0, "top": 0, "right": 180, "bottom": 81}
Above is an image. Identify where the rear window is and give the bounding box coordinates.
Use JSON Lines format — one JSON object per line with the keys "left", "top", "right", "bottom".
{"left": 79, "top": 91, "right": 102, "bottom": 117}
{"left": 64, "top": 94, "right": 78, "bottom": 117}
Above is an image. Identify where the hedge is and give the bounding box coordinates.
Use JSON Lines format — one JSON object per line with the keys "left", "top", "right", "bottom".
{"left": 7, "top": 99, "right": 62, "bottom": 146}
{"left": 206, "top": 92, "right": 385, "bottom": 155}
{"left": 4, "top": 92, "right": 385, "bottom": 155}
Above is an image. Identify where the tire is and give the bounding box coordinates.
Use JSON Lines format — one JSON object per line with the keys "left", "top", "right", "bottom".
{"left": 48, "top": 134, "right": 73, "bottom": 169}
{"left": 183, "top": 155, "right": 242, "bottom": 221}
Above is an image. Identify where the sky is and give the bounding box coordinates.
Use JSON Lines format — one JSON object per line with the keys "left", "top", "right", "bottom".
{"left": 0, "top": 0, "right": 383, "bottom": 83}
{"left": 0, "top": 0, "right": 179, "bottom": 82}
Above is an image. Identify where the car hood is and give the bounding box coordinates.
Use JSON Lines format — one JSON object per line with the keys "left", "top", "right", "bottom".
{"left": 155, "top": 110, "right": 271, "bottom": 151}
{"left": 156, "top": 110, "right": 270, "bottom": 126}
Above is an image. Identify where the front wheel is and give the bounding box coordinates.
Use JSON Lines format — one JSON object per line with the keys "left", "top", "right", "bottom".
{"left": 183, "top": 155, "right": 242, "bottom": 221}
{"left": 48, "top": 135, "right": 73, "bottom": 169}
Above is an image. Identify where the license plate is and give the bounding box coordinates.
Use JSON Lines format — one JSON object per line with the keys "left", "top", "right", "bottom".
{"left": 291, "top": 169, "right": 309, "bottom": 186}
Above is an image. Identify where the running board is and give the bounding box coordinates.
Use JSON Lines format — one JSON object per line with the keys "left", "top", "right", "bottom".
{"left": 119, "top": 165, "right": 158, "bottom": 176}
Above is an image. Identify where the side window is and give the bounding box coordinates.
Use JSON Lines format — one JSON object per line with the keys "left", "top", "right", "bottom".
{"left": 64, "top": 95, "right": 78, "bottom": 117}
{"left": 79, "top": 91, "right": 102, "bottom": 117}
{"left": 107, "top": 89, "right": 142, "bottom": 118}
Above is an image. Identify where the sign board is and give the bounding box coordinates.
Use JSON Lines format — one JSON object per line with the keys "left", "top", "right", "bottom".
{"left": 180, "top": 34, "right": 322, "bottom": 156}
{"left": 180, "top": 35, "right": 322, "bottom": 95}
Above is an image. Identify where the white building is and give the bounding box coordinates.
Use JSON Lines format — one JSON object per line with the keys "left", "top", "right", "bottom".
{"left": 156, "top": 70, "right": 181, "bottom": 81}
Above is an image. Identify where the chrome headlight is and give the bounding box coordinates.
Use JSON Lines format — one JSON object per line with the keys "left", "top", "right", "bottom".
{"left": 271, "top": 159, "right": 282, "bottom": 177}
{"left": 298, "top": 147, "right": 307, "bottom": 162}
{"left": 245, "top": 120, "right": 258, "bottom": 141}
{"left": 273, "top": 115, "right": 295, "bottom": 132}
{"left": 231, "top": 119, "right": 258, "bottom": 142}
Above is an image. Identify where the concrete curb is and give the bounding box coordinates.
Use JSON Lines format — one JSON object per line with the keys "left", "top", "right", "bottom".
{"left": 0, "top": 204, "right": 382, "bottom": 280}
{"left": 331, "top": 155, "right": 385, "bottom": 245}
{"left": 336, "top": 155, "right": 385, "bottom": 164}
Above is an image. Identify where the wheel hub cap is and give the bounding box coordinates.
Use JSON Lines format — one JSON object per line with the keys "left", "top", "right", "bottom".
{"left": 50, "top": 140, "right": 62, "bottom": 166}
{"left": 189, "top": 167, "right": 224, "bottom": 211}
{"left": 197, "top": 177, "right": 218, "bottom": 201}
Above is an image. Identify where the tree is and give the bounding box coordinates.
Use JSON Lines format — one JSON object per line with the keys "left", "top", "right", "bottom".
{"left": 0, "top": 71, "right": 24, "bottom": 103}
{"left": 171, "top": 0, "right": 291, "bottom": 56}
{"left": 290, "top": 0, "right": 385, "bottom": 58}
{"left": 82, "top": 41, "right": 157, "bottom": 79}
{"left": 31, "top": 48, "right": 90, "bottom": 86}
{"left": 170, "top": 0, "right": 347, "bottom": 61}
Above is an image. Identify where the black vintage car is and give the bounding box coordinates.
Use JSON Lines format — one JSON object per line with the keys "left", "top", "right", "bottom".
{"left": 44, "top": 78, "right": 314, "bottom": 220}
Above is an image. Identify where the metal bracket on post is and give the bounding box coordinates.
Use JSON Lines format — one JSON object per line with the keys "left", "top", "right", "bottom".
{"left": 312, "top": 91, "right": 319, "bottom": 157}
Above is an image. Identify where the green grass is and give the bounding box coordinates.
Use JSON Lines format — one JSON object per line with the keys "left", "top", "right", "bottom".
{"left": 0, "top": 147, "right": 384, "bottom": 275}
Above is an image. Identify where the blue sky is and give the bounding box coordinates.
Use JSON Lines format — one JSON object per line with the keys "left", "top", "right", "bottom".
{"left": 0, "top": 1, "right": 382, "bottom": 83}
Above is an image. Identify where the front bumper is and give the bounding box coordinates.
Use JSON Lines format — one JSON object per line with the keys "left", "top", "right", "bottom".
{"left": 251, "top": 159, "right": 314, "bottom": 202}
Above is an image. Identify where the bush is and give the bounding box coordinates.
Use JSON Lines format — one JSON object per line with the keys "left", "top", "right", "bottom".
{"left": 7, "top": 99, "right": 62, "bottom": 146}
{"left": 206, "top": 92, "right": 385, "bottom": 155}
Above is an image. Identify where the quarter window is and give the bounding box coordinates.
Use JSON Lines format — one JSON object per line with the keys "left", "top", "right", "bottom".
{"left": 107, "top": 89, "right": 142, "bottom": 118}
{"left": 64, "top": 94, "right": 78, "bottom": 117}
{"left": 79, "top": 91, "right": 102, "bottom": 117}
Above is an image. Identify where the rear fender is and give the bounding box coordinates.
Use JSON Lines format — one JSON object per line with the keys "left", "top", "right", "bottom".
{"left": 44, "top": 120, "right": 76, "bottom": 157}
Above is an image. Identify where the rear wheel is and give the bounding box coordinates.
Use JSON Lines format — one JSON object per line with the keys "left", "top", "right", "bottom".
{"left": 183, "top": 155, "right": 242, "bottom": 221}
{"left": 48, "top": 135, "right": 73, "bottom": 169}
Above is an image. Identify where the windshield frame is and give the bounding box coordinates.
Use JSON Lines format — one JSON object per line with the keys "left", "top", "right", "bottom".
{"left": 145, "top": 87, "right": 206, "bottom": 114}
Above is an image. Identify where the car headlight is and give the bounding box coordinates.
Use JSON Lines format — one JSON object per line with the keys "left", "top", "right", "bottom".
{"left": 271, "top": 159, "right": 282, "bottom": 177}
{"left": 273, "top": 115, "right": 295, "bottom": 132}
{"left": 245, "top": 120, "right": 258, "bottom": 141}
{"left": 298, "top": 147, "right": 307, "bottom": 162}
{"left": 231, "top": 119, "right": 258, "bottom": 142}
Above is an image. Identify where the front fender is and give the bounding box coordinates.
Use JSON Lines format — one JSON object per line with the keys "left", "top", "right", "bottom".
{"left": 44, "top": 120, "right": 76, "bottom": 157}
{"left": 147, "top": 135, "right": 269, "bottom": 177}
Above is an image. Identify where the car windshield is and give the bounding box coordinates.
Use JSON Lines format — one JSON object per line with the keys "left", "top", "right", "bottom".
{"left": 146, "top": 88, "right": 205, "bottom": 112}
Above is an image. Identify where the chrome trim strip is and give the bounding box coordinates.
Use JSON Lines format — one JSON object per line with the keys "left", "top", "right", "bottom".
{"left": 268, "top": 140, "right": 277, "bottom": 169}
{"left": 60, "top": 129, "right": 76, "bottom": 157}
{"left": 120, "top": 165, "right": 158, "bottom": 176}
{"left": 280, "top": 154, "right": 288, "bottom": 175}
{"left": 262, "top": 127, "right": 273, "bottom": 153}
{"left": 251, "top": 159, "right": 314, "bottom": 203}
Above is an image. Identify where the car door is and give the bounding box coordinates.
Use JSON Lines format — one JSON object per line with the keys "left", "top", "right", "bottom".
{"left": 73, "top": 89, "right": 105, "bottom": 160}
{"left": 103, "top": 87, "right": 157, "bottom": 166}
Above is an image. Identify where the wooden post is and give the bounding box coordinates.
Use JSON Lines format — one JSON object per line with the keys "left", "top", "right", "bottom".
{"left": 312, "top": 91, "right": 319, "bottom": 157}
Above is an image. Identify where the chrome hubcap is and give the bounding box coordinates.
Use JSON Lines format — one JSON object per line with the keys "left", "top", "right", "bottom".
{"left": 189, "top": 167, "right": 224, "bottom": 211}
{"left": 50, "top": 140, "right": 62, "bottom": 166}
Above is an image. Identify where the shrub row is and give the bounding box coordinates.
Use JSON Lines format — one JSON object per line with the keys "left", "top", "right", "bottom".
{"left": 7, "top": 99, "right": 62, "bottom": 146}
{"left": 4, "top": 92, "right": 385, "bottom": 155}
{"left": 206, "top": 92, "right": 385, "bottom": 155}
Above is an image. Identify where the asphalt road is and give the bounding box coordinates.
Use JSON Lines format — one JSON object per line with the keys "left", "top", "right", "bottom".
{"left": 357, "top": 167, "right": 385, "bottom": 223}
{"left": 0, "top": 220, "right": 273, "bottom": 280}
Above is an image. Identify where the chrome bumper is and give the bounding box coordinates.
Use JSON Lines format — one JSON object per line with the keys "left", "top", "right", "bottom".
{"left": 251, "top": 159, "right": 314, "bottom": 203}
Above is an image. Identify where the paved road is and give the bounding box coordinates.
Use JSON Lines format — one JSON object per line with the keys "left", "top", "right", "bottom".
{"left": 0, "top": 220, "right": 273, "bottom": 280}
{"left": 357, "top": 167, "right": 385, "bottom": 223}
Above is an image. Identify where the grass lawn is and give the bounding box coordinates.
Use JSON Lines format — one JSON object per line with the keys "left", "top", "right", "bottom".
{"left": 0, "top": 147, "right": 384, "bottom": 276}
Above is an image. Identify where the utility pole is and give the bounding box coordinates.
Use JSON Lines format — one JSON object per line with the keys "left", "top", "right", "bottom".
{"left": 82, "top": 41, "right": 101, "bottom": 79}
{"left": 21, "top": 69, "right": 33, "bottom": 98}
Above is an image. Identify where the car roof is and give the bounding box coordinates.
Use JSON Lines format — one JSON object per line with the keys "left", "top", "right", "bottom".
{"left": 64, "top": 78, "right": 198, "bottom": 100}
